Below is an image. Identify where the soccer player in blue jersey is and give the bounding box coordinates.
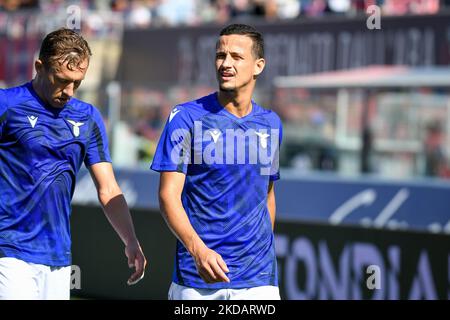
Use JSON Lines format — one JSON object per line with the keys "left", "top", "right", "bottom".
{"left": 0, "top": 28, "right": 146, "bottom": 299}
{"left": 151, "top": 24, "right": 282, "bottom": 300}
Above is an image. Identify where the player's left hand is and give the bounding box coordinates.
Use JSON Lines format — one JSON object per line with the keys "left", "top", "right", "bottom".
{"left": 125, "top": 240, "right": 147, "bottom": 285}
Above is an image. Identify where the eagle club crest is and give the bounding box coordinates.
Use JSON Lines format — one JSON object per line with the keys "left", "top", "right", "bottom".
{"left": 66, "top": 119, "right": 85, "bottom": 137}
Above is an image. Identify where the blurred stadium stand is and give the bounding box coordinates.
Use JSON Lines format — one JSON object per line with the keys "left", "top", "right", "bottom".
{"left": 1, "top": 0, "right": 449, "bottom": 300}
{"left": 3, "top": 2, "right": 450, "bottom": 179}
{"left": 274, "top": 66, "right": 450, "bottom": 178}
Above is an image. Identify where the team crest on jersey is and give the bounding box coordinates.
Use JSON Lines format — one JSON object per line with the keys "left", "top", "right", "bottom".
{"left": 255, "top": 131, "right": 270, "bottom": 149}
{"left": 66, "top": 119, "right": 85, "bottom": 137}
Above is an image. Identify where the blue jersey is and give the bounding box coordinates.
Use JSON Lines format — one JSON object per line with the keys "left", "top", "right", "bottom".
{"left": 0, "top": 82, "right": 111, "bottom": 266}
{"left": 151, "top": 92, "right": 282, "bottom": 289}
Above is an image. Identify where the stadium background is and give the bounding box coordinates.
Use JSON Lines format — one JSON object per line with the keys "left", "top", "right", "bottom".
{"left": 1, "top": 0, "right": 449, "bottom": 299}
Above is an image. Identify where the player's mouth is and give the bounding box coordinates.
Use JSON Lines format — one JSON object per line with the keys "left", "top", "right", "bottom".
{"left": 219, "top": 71, "right": 235, "bottom": 81}
{"left": 56, "top": 97, "right": 69, "bottom": 104}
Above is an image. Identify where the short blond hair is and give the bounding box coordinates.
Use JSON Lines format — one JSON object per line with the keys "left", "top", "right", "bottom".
{"left": 39, "top": 28, "right": 92, "bottom": 71}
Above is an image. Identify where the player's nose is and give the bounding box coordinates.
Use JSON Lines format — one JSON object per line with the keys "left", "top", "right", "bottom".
{"left": 63, "top": 83, "right": 74, "bottom": 98}
{"left": 221, "top": 54, "right": 233, "bottom": 68}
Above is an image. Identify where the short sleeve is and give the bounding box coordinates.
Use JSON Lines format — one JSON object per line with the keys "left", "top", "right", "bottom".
{"left": 150, "top": 105, "right": 192, "bottom": 174}
{"left": 269, "top": 114, "right": 283, "bottom": 181}
{"left": 0, "top": 89, "right": 8, "bottom": 140}
{"left": 84, "top": 107, "right": 112, "bottom": 167}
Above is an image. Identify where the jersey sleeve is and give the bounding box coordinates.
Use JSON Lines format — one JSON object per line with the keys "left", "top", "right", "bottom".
{"left": 0, "top": 89, "right": 8, "bottom": 140}
{"left": 269, "top": 113, "right": 283, "bottom": 181}
{"left": 84, "top": 107, "right": 112, "bottom": 167}
{"left": 150, "top": 105, "right": 192, "bottom": 174}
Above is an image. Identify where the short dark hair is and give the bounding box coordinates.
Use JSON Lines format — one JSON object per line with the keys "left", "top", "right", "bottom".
{"left": 219, "top": 24, "right": 264, "bottom": 59}
{"left": 39, "top": 28, "right": 92, "bottom": 71}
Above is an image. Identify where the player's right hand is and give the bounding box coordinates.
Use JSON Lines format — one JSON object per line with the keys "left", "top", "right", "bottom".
{"left": 193, "top": 246, "right": 230, "bottom": 284}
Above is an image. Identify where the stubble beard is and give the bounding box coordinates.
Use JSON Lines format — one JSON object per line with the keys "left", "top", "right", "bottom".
{"left": 219, "top": 80, "right": 237, "bottom": 93}
{"left": 219, "top": 86, "right": 236, "bottom": 93}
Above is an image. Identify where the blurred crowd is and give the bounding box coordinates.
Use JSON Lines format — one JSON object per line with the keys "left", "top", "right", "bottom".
{"left": 0, "top": 0, "right": 448, "bottom": 28}
{"left": 1, "top": 0, "right": 449, "bottom": 177}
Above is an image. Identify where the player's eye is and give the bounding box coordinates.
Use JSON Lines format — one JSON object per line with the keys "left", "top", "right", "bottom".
{"left": 56, "top": 77, "right": 70, "bottom": 85}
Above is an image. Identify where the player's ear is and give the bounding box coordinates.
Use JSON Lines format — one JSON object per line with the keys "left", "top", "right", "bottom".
{"left": 34, "top": 59, "right": 44, "bottom": 75}
{"left": 253, "top": 58, "right": 265, "bottom": 77}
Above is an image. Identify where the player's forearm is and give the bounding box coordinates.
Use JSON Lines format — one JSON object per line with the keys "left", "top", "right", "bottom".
{"left": 159, "top": 192, "right": 206, "bottom": 256}
{"left": 267, "top": 182, "right": 276, "bottom": 230}
{"left": 267, "top": 199, "right": 276, "bottom": 230}
{"left": 99, "top": 191, "right": 139, "bottom": 246}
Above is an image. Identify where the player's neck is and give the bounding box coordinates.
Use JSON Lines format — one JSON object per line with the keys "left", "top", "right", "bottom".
{"left": 31, "top": 78, "right": 47, "bottom": 106}
{"left": 218, "top": 90, "right": 253, "bottom": 118}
